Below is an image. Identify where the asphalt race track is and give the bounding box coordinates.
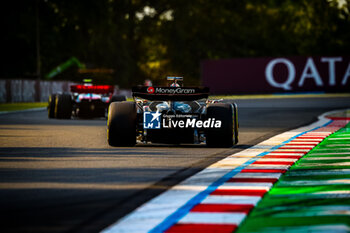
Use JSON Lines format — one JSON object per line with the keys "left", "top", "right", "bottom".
{"left": 0, "top": 97, "right": 349, "bottom": 233}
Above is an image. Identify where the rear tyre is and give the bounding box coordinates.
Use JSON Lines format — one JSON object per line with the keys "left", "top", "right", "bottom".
{"left": 108, "top": 102, "right": 136, "bottom": 146}
{"left": 206, "top": 103, "right": 235, "bottom": 147}
{"left": 48, "top": 94, "right": 56, "bottom": 118}
{"left": 56, "top": 93, "right": 72, "bottom": 119}
{"left": 111, "top": 95, "right": 127, "bottom": 102}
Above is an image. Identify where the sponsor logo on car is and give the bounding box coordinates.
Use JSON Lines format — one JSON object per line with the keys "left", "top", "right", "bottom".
{"left": 143, "top": 112, "right": 221, "bottom": 129}
{"left": 154, "top": 88, "right": 195, "bottom": 94}
{"left": 163, "top": 118, "right": 221, "bottom": 129}
{"left": 147, "top": 86, "right": 155, "bottom": 94}
{"left": 143, "top": 111, "right": 161, "bottom": 129}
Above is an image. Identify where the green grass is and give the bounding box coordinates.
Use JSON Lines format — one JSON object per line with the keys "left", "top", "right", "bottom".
{"left": 0, "top": 102, "right": 47, "bottom": 112}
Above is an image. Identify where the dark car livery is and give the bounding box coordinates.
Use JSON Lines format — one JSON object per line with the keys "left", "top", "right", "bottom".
{"left": 107, "top": 77, "right": 238, "bottom": 147}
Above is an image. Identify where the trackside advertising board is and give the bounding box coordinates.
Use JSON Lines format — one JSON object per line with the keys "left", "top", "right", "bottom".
{"left": 201, "top": 56, "right": 350, "bottom": 94}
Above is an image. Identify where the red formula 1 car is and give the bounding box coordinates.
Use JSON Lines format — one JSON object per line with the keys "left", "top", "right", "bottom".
{"left": 48, "top": 84, "right": 126, "bottom": 119}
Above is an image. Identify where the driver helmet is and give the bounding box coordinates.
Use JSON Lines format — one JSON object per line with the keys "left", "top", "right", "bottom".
{"left": 170, "top": 80, "right": 180, "bottom": 87}
{"left": 167, "top": 76, "right": 183, "bottom": 87}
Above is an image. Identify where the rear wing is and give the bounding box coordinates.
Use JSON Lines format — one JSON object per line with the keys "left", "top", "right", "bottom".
{"left": 70, "top": 85, "right": 114, "bottom": 94}
{"left": 132, "top": 86, "right": 209, "bottom": 101}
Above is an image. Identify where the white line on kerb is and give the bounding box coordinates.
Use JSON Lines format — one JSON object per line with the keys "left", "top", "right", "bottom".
{"left": 179, "top": 212, "right": 246, "bottom": 225}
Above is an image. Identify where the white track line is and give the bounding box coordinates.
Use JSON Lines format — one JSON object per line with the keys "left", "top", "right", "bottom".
{"left": 217, "top": 183, "right": 273, "bottom": 190}
{"left": 279, "top": 179, "right": 350, "bottom": 186}
{"left": 178, "top": 212, "right": 246, "bottom": 225}
{"left": 288, "top": 169, "right": 350, "bottom": 176}
{"left": 304, "top": 157, "right": 350, "bottom": 160}
{"left": 201, "top": 195, "right": 262, "bottom": 205}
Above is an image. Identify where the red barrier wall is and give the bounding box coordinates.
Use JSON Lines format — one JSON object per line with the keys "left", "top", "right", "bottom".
{"left": 201, "top": 56, "right": 350, "bottom": 94}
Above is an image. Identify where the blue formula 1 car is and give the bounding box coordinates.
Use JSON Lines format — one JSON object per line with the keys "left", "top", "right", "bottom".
{"left": 107, "top": 77, "right": 238, "bottom": 147}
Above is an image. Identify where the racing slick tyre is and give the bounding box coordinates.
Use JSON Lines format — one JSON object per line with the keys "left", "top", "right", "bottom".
{"left": 206, "top": 103, "right": 237, "bottom": 147}
{"left": 108, "top": 102, "right": 136, "bottom": 146}
{"left": 55, "top": 93, "right": 72, "bottom": 119}
{"left": 111, "top": 95, "right": 127, "bottom": 102}
{"left": 48, "top": 94, "right": 56, "bottom": 118}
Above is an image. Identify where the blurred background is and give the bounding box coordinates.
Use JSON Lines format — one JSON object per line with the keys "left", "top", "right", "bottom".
{"left": 2, "top": 0, "right": 350, "bottom": 91}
